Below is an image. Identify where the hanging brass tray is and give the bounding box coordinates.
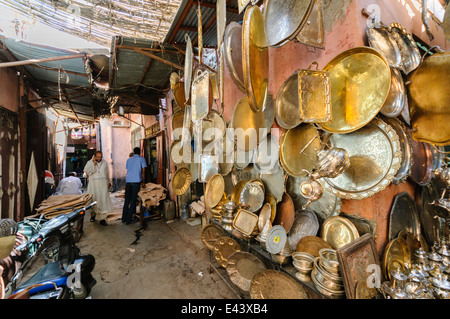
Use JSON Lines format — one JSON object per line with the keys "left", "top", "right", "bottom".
{"left": 389, "top": 23, "right": 421, "bottom": 75}
{"left": 409, "top": 138, "right": 433, "bottom": 186}
{"left": 366, "top": 24, "right": 402, "bottom": 68}
{"left": 380, "top": 67, "right": 406, "bottom": 118}
{"left": 322, "top": 118, "right": 402, "bottom": 200}
{"left": 382, "top": 237, "right": 411, "bottom": 280}
{"left": 201, "top": 224, "right": 226, "bottom": 250}
{"left": 184, "top": 34, "right": 193, "bottom": 102}
{"left": 250, "top": 269, "right": 309, "bottom": 299}
{"left": 260, "top": 165, "right": 286, "bottom": 204}
{"left": 286, "top": 175, "right": 341, "bottom": 222}
{"left": 169, "top": 139, "right": 192, "bottom": 168}
{"left": 263, "top": 0, "right": 313, "bottom": 48}
{"left": 273, "top": 193, "right": 295, "bottom": 233}
{"left": 191, "top": 69, "right": 210, "bottom": 122}
{"left": 224, "top": 22, "right": 245, "bottom": 92}
{"left": 275, "top": 71, "right": 302, "bottom": 129}
{"left": 173, "top": 81, "right": 189, "bottom": 109}
{"left": 279, "top": 123, "right": 321, "bottom": 177}
{"left": 388, "top": 192, "right": 421, "bottom": 242}
{"left": 170, "top": 72, "right": 181, "bottom": 91}
{"left": 382, "top": 117, "right": 412, "bottom": 184}
{"left": 213, "top": 236, "right": 242, "bottom": 268}
{"left": 296, "top": 236, "right": 332, "bottom": 257}
{"left": 230, "top": 96, "right": 265, "bottom": 152}
{"left": 407, "top": 51, "right": 450, "bottom": 146}
{"left": 242, "top": 5, "right": 269, "bottom": 112}
{"left": 205, "top": 173, "right": 225, "bottom": 208}
{"left": 320, "top": 216, "right": 360, "bottom": 250}
{"left": 320, "top": 47, "right": 391, "bottom": 134}
{"left": 226, "top": 251, "right": 266, "bottom": 292}
{"left": 171, "top": 167, "right": 192, "bottom": 196}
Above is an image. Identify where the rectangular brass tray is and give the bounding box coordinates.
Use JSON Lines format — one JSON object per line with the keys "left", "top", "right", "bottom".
{"left": 233, "top": 209, "right": 259, "bottom": 236}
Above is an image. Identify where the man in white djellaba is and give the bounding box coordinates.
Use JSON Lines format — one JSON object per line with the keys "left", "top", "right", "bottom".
{"left": 83, "top": 151, "right": 112, "bottom": 226}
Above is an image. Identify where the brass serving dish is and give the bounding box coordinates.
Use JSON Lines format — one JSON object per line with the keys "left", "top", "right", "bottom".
{"left": 263, "top": 0, "right": 313, "bottom": 48}
{"left": 295, "top": 0, "right": 325, "bottom": 49}
{"left": 243, "top": 5, "right": 269, "bottom": 112}
{"left": 171, "top": 167, "right": 192, "bottom": 196}
{"left": 226, "top": 251, "right": 266, "bottom": 292}
{"left": 213, "top": 236, "right": 242, "bottom": 268}
{"left": 169, "top": 139, "right": 192, "bottom": 168}
{"left": 389, "top": 23, "right": 421, "bottom": 75}
{"left": 260, "top": 165, "right": 286, "bottom": 204}
{"left": 191, "top": 69, "right": 210, "bottom": 122}
{"left": 273, "top": 193, "right": 295, "bottom": 233}
{"left": 184, "top": 34, "right": 193, "bottom": 102}
{"left": 224, "top": 22, "right": 245, "bottom": 92}
{"left": 388, "top": 192, "right": 421, "bottom": 242}
{"left": 409, "top": 138, "right": 433, "bottom": 186}
{"left": 321, "top": 47, "right": 391, "bottom": 134}
{"left": 201, "top": 224, "right": 226, "bottom": 250}
{"left": 275, "top": 71, "right": 302, "bottom": 129}
{"left": 249, "top": 270, "right": 309, "bottom": 299}
{"left": 298, "top": 64, "right": 331, "bottom": 123}
{"left": 205, "top": 174, "right": 225, "bottom": 209}
{"left": 322, "top": 118, "right": 402, "bottom": 200}
{"left": 296, "top": 236, "right": 332, "bottom": 257}
{"left": 230, "top": 96, "right": 265, "bottom": 152}
{"left": 279, "top": 123, "right": 322, "bottom": 177}
{"left": 382, "top": 237, "right": 412, "bottom": 280}
{"left": 407, "top": 51, "right": 450, "bottom": 146}
{"left": 380, "top": 67, "right": 406, "bottom": 118}
{"left": 320, "top": 216, "right": 360, "bottom": 250}
{"left": 366, "top": 24, "right": 402, "bottom": 68}
{"left": 233, "top": 209, "right": 259, "bottom": 236}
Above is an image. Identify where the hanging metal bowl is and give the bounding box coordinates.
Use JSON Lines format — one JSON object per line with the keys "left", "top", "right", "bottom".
{"left": 171, "top": 167, "right": 192, "bottom": 196}
{"left": 320, "top": 47, "right": 391, "bottom": 134}
{"left": 275, "top": 71, "right": 302, "bottom": 129}
{"left": 322, "top": 118, "right": 402, "bottom": 200}
{"left": 380, "top": 67, "right": 407, "bottom": 118}
{"left": 389, "top": 22, "right": 421, "bottom": 75}
{"left": 243, "top": 5, "right": 269, "bottom": 112}
{"left": 224, "top": 22, "right": 245, "bottom": 92}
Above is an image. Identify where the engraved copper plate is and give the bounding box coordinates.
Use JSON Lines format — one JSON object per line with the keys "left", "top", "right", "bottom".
{"left": 243, "top": 6, "right": 269, "bottom": 112}
{"left": 287, "top": 210, "right": 320, "bottom": 251}
{"left": 366, "top": 24, "right": 402, "bottom": 68}
{"left": 224, "top": 22, "right": 245, "bottom": 92}
{"left": 264, "top": 0, "right": 313, "bottom": 47}
{"left": 201, "top": 224, "right": 226, "bottom": 250}
{"left": 275, "top": 71, "right": 302, "bottom": 129}
{"left": 279, "top": 123, "right": 321, "bottom": 177}
{"left": 213, "top": 236, "right": 242, "bottom": 268}
{"left": 250, "top": 270, "right": 309, "bottom": 299}
{"left": 273, "top": 193, "right": 295, "bottom": 233}
{"left": 388, "top": 192, "right": 421, "bottom": 242}
{"left": 321, "top": 47, "right": 391, "bottom": 134}
{"left": 171, "top": 167, "right": 192, "bottom": 196}
{"left": 389, "top": 23, "right": 421, "bottom": 75}
{"left": 320, "top": 216, "right": 360, "bottom": 250}
{"left": 323, "top": 118, "right": 402, "bottom": 200}
{"left": 296, "top": 236, "right": 331, "bottom": 257}
{"left": 226, "top": 251, "right": 266, "bottom": 292}
{"left": 298, "top": 67, "right": 331, "bottom": 123}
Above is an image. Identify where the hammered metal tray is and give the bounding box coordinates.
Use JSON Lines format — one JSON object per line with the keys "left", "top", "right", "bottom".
{"left": 388, "top": 192, "right": 421, "bottom": 241}
{"left": 287, "top": 210, "right": 320, "bottom": 251}
{"left": 321, "top": 47, "right": 391, "bottom": 134}
{"left": 231, "top": 164, "right": 259, "bottom": 186}
{"left": 226, "top": 251, "right": 266, "bottom": 292}
{"left": 250, "top": 270, "right": 309, "bottom": 299}
{"left": 233, "top": 209, "right": 259, "bottom": 236}
{"left": 213, "top": 236, "right": 242, "bottom": 268}
{"left": 323, "top": 118, "right": 402, "bottom": 200}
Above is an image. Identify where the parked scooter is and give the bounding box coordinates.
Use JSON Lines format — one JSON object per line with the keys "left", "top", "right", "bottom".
{"left": 3, "top": 202, "right": 97, "bottom": 299}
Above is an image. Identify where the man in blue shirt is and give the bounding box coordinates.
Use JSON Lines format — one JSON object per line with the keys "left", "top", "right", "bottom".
{"left": 122, "top": 147, "right": 147, "bottom": 224}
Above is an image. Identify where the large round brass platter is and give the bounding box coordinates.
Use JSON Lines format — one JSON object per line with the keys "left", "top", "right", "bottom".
{"left": 213, "top": 236, "right": 242, "bottom": 268}
{"left": 320, "top": 216, "right": 359, "bottom": 250}
{"left": 226, "top": 251, "right": 266, "bottom": 292}
{"left": 205, "top": 174, "right": 225, "bottom": 208}
{"left": 295, "top": 236, "right": 332, "bottom": 257}
{"left": 242, "top": 5, "right": 269, "bottom": 112}
{"left": 321, "top": 47, "right": 391, "bottom": 134}
{"left": 224, "top": 22, "right": 245, "bottom": 92}
{"left": 201, "top": 224, "right": 226, "bottom": 250}
{"left": 279, "top": 124, "right": 321, "bottom": 177}
{"left": 263, "top": 0, "right": 313, "bottom": 48}
{"left": 230, "top": 96, "right": 265, "bottom": 152}
{"left": 382, "top": 237, "right": 411, "bottom": 280}
{"left": 275, "top": 71, "right": 302, "bottom": 129}
{"left": 407, "top": 52, "right": 450, "bottom": 146}
{"left": 273, "top": 192, "right": 295, "bottom": 233}
{"left": 171, "top": 167, "right": 192, "bottom": 196}
{"left": 249, "top": 269, "right": 309, "bottom": 299}
{"left": 322, "top": 118, "right": 402, "bottom": 200}
{"left": 169, "top": 140, "right": 192, "bottom": 168}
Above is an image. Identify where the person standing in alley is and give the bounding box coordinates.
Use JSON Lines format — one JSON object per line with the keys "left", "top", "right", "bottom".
{"left": 84, "top": 151, "right": 113, "bottom": 226}
{"left": 122, "top": 147, "right": 147, "bottom": 225}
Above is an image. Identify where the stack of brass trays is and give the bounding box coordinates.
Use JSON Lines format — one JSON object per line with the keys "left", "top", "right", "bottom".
{"left": 311, "top": 255, "right": 345, "bottom": 299}
{"left": 292, "top": 252, "right": 315, "bottom": 282}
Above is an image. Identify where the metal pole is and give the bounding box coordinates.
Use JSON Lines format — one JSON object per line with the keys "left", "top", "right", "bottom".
{"left": 0, "top": 54, "right": 86, "bottom": 68}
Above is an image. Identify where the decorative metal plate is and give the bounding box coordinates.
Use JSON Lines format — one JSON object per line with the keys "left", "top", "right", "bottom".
{"left": 224, "top": 22, "right": 245, "bottom": 92}
{"left": 231, "top": 180, "right": 247, "bottom": 205}
{"left": 191, "top": 70, "right": 210, "bottom": 122}
{"left": 408, "top": 52, "right": 450, "bottom": 146}
{"left": 201, "top": 224, "right": 226, "bottom": 250}
{"left": 321, "top": 47, "right": 391, "bottom": 134}
{"left": 201, "top": 109, "right": 226, "bottom": 143}
{"left": 226, "top": 251, "right": 266, "bottom": 292}
{"left": 231, "top": 164, "right": 259, "bottom": 186}
{"left": 380, "top": 67, "right": 406, "bottom": 118}
{"left": 239, "top": 181, "right": 265, "bottom": 213}
{"left": 250, "top": 270, "right": 309, "bottom": 299}
{"left": 243, "top": 5, "right": 269, "bottom": 112}
{"left": 213, "top": 236, "right": 242, "bottom": 268}
{"left": 287, "top": 210, "right": 320, "bottom": 251}
{"left": 266, "top": 225, "right": 288, "bottom": 254}
{"left": 275, "top": 71, "right": 302, "bottom": 129}
{"left": 366, "top": 24, "right": 402, "bottom": 68}
{"left": 382, "top": 237, "right": 411, "bottom": 280}
{"left": 296, "top": 236, "right": 332, "bottom": 257}
{"left": 260, "top": 165, "right": 286, "bottom": 204}
{"left": 389, "top": 22, "right": 421, "bottom": 75}
{"left": 173, "top": 81, "right": 188, "bottom": 109}
{"left": 323, "top": 118, "right": 402, "bottom": 200}
{"left": 171, "top": 167, "right": 192, "bottom": 196}
{"left": 273, "top": 193, "right": 295, "bottom": 233}
{"left": 264, "top": 0, "right": 313, "bottom": 48}
{"left": 388, "top": 192, "right": 421, "bottom": 241}
{"left": 320, "top": 216, "right": 360, "bottom": 250}
{"left": 233, "top": 209, "right": 259, "bottom": 236}
{"left": 409, "top": 138, "right": 433, "bottom": 186}
{"left": 184, "top": 34, "right": 193, "bottom": 102}
{"left": 205, "top": 173, "right": 225, "bottom": 208}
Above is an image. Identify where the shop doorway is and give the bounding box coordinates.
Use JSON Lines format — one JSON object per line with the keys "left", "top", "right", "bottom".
{"left": 143, "top": 131, "right": 165, "bottom": 187}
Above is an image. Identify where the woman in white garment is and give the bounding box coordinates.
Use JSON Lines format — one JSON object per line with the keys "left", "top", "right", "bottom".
{"left": 83, "top": 151, "right": 112, "bottom": 226}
